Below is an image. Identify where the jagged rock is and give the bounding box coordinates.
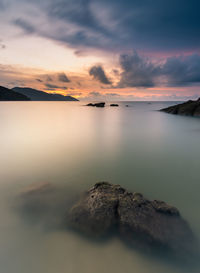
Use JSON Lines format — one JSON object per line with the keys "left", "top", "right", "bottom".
{"left": 160, "top": 98, "right": 200, "bottom": 117}
{"left": 68, "top": 182, "right": 199, "bottom": 260}
{"left": 86, "top": 102, "right": 105, "bottom": 107}
{"left": 118, "top": 192, "right": 197, "bottom": 260}
{"left": 68, "top": 182, "right": 123, "bottom": 236}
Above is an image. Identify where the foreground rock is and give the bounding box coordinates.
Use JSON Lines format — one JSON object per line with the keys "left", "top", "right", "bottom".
{"left": 160, "top": 98, "right": 200, "bottom": 117}
{"left": 68, "top": 182, "right": 199, "bottom": 261}
{"left": 86, "top": 102, "right": 105, "bottom": 107}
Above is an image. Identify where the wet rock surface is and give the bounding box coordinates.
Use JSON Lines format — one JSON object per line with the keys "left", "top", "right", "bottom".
{"left": 68, "top": 182, "right": 199, "bottom": 261}
{"left": 160, "top": 98, "right": 200, "bottom": 117}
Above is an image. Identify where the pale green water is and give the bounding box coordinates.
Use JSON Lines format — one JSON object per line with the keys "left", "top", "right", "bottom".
{"left": 0, "top": 101, "right": 200, "bottom": 273}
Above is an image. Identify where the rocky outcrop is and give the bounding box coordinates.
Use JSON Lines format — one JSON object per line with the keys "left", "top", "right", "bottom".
{"left": 68, "top": 182, "right": 199, "bottom": 261}
{"left": 110, "top": 104, "right": 119, "bottom": 107}
{"left": 86, "top": 102, "right": 105, "bottom": 107}
{"left": 68, "top": 183, "right": 124, "bottom": 237}
{"left": 160, "top": 98, "right": 200, "bottom": 117}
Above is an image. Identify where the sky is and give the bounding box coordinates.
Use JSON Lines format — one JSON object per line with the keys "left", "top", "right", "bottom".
{"left": 0, "top": 0, "right": 200, "bottom": 100}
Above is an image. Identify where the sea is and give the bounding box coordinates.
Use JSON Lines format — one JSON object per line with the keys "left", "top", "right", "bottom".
{"left": 0, "top": 101, "right": 200, "bottom": 273}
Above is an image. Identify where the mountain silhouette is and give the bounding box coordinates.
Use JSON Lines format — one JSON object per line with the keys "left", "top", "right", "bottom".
{"left": 12, "top": 87, "right": 79, "bottom": 101}
{"left": 0, "top": 86, "right": 30, "bottom": 101}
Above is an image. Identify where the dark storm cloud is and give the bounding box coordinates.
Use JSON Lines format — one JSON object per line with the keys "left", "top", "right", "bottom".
{"left": 0, "top": 0, "right": 6, "bottom": 10}
{"left": 58, "top": 73, "right": 70, "bottom": 83}
{"left": 13, "top": 18, "right": 35, "bottom": 34}
{"left": 117, "top": 52, "right": 200, "bottom": 88}
{"left": 89, "top": 65, "right": 111, "bottom": 84}
{"left": 117, "top": 51, "right": 158, "bottom": 88}
{"left": 46, "top": 0, "right": 115, "bottom": 48}
{"left": 104, "top": 0, "right": 200, "bottom": 51}
{"left": 48, "top": 0, "right": 106, "bottom": 34}
{"left": 162, "top": 54, "right": 200, "bottom": 86}
{"left": 11, "top": 0, "right": 200, "bottom": 52}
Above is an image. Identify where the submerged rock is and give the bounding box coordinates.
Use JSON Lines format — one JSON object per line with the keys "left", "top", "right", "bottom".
{"left": 19, "top": 182, "right": 53, "bottom": 197}
{"left": 160, "top": 98, "right": 200, "bottom": 117}
{"left": 16, "top": 182, "right": 79, "bottom": 230}
{"left": 86, "top": 102, "right": 105, "bottom": 107}
{"left": 68, "top": 182, "right": 199, "bottom": 261}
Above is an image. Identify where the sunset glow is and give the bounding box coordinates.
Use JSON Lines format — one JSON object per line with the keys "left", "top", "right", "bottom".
{"left": 0, "top": 0, "right": 200, "bottom": 100}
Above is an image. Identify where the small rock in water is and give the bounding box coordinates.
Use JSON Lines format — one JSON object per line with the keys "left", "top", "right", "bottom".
{"left": 110, "top": 104, "right": 119, "bottom": 107}
{"left": 86, "top": 102, "right": 105, "bottom": 107}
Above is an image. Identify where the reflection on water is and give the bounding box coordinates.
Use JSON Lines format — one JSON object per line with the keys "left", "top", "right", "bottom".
{"left": 0, "top": 101, "right": 200, "bottom": 273}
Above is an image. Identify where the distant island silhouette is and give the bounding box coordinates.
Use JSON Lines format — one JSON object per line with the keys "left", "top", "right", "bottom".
{"left": 0, "top": 86, "right": 78, "bottom": 101}
{"left": 0, "top": 86, "right": 30, "bottom": 101}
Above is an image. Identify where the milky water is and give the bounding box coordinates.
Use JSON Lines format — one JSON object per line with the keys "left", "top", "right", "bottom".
{"left": 0, "top": 101, "right": 200, "bottom": 273}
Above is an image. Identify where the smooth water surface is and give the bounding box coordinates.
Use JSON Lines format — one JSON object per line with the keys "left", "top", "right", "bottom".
{"left": 0, "top": 101, "right": 200, "bottom": 273}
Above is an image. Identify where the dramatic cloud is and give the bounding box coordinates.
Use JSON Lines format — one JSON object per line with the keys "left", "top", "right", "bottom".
{"left": 1, "top": 0, "right": 200, "bottom": 100}
{"left": 0, "top": 0, "right": 6, "bottom": 10}
{"left": 58, "top": 73, "right": 70, "bottom": 83}
{"left": 117, "top": 51, "right": 200, "bottom": 88}
{"left": 13, "top": 18, "right": 35, "bottom": 34}
{"left": 10, "top": 0, "right": 200, "bottom": 52}
{"left": 117, "top": 51, "right": 159, "bottom": 88}
{"left": 162, "top": 54, "right": 200, "bottom": 86}
{"left": 89, "top": 65, "right": 111, "bottom": 84}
